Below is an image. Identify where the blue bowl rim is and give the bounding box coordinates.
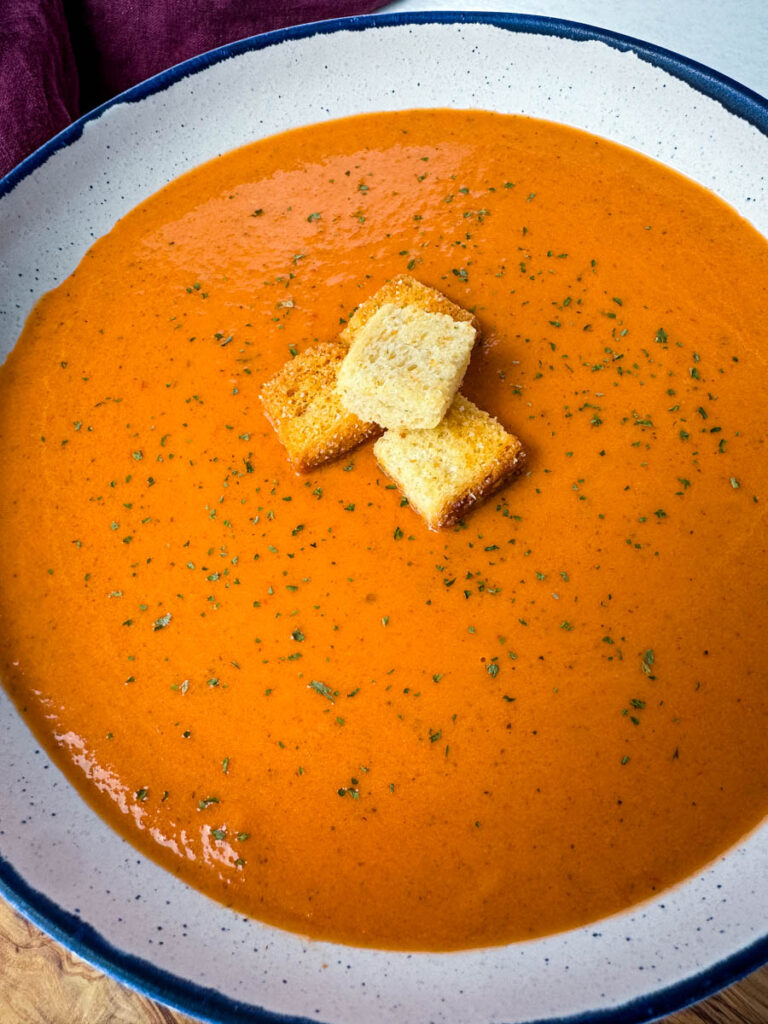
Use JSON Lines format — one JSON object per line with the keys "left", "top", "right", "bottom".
{"left": 1, "top": 10, "right": 767, "bottom": 1024}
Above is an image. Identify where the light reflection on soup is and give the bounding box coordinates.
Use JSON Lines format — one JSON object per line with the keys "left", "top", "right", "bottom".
{"left": 0, "top": 109, "right": 767, "bottom": 950}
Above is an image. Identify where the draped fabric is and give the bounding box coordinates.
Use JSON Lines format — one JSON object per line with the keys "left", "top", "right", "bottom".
{"left": 0, "top": 0, "right": 387, "bottom": 178}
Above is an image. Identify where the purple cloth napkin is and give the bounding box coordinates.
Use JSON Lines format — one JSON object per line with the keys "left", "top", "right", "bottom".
{"left": 0, "top": 0, "right": 79, "bottom": 179}
{"left": 0, "top": 0, "right": 387, "bottom": 180}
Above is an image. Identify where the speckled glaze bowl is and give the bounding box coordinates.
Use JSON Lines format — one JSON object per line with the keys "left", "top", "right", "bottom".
{"left": 1, "top": 13, "right": 767, "bottom": 1024}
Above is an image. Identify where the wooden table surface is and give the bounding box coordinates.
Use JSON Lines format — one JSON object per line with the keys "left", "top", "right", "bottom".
{"left": 1, "top": 895, "right": 767, "bottom": 1024}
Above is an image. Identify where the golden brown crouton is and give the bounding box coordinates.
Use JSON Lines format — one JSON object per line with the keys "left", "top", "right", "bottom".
{"left": 260, "top": 343, "right": 381, "bottom": 472}
{"left": 337, "top": 302, "right": 477, "bottom": 429}
{"left": 374, "top": 394, "right": 526, "bottom": 529}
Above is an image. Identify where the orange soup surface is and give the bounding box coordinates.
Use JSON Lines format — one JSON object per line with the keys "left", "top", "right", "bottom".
{"left": 1, "top": 110, "right": 767, "bottom": 951}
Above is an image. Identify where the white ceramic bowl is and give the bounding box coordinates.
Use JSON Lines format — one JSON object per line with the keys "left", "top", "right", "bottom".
{"left": 1, "top": 13, "right": 767, "bottom": 1024}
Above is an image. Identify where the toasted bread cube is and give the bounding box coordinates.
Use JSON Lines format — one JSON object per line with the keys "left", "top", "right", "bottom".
{"left": 337, "top": 302, "right": 477, "bottom": 430}
{"left": 260, "top": 343, "right": 380, "bottom": 472}
{"left": 338, "top": 274, "right": 479, "bottom": 346}
{"left": 337, "top": 275, "right": 479, "bottom": 430}
{"left": 374, "top": 395, "right": 526, "bottom": 529}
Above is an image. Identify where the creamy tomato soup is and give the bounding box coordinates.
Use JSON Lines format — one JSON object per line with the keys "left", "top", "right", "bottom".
{"left": 1, "top": 110, "right": 767, "bottom": 950}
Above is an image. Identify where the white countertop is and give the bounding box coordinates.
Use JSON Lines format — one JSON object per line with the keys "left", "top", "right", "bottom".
{"left": 378, "top": 1, "right": 768, "bottom": 101}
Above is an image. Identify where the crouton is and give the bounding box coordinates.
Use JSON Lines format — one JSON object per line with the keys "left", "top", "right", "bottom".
{"left": 260, "top": 343, "right": 381, "bottom": 472}
{"left": 374, "top": 394, "right": 526, "bottom": 529}
{"left": 338, "top": 274, "right": 479, "bottom": 346}
{"left": 337, "top": 302, "right": 477, "bottom": 430}
{"left": 336, "top": 275, "right": 479, "bottom": 430}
